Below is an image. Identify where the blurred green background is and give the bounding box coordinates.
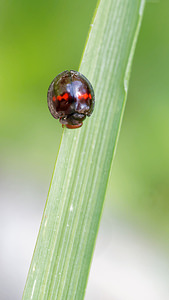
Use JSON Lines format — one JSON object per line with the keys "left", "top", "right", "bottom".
{"left": 0, "top": 0, "right": 169, "bottom": 299}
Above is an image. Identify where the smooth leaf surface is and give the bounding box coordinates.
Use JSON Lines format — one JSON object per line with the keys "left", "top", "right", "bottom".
{"left": 23, "top": 0, "right": 145, "bottom": 299}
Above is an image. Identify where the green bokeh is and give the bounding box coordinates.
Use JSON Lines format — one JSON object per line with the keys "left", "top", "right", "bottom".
{"left": 0, "top": 0, "right": 97, "bottom": 176}
{"left": 108, "top": 1, "right": 169, "bottom": 244}
{"left": 0, "top": 1, "right": 169, "bottom": 245}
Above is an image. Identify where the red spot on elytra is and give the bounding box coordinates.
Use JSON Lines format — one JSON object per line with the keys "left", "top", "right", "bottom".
{"left": 57, "top": 95, "right": 62, "bottom": 101}
{"left": 52, "top": 96, "right": 57, "bottom": 102}
{"left": 57, "top": 93, "right": 69, "bottom": 101}
{"left": 78, "top": 93, "right": 92, "bottom": 100}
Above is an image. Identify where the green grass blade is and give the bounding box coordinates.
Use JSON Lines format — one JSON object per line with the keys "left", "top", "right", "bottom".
{"left": 22, "top": 0, "right": 145, "bottom": 299}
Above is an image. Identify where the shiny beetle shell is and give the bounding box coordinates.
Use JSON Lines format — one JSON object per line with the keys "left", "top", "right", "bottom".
{"left": 47, "top": 70, "right": 95, "bottom": 129}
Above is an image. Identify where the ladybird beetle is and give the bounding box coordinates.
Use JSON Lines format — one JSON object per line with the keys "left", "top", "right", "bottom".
{"left": 47, "top": 70, "right": 95, "bottom": 129}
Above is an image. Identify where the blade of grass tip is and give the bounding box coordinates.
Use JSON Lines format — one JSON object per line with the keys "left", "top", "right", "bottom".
{"left": 22, "top": 0, "right": 146, "bottom": 299}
